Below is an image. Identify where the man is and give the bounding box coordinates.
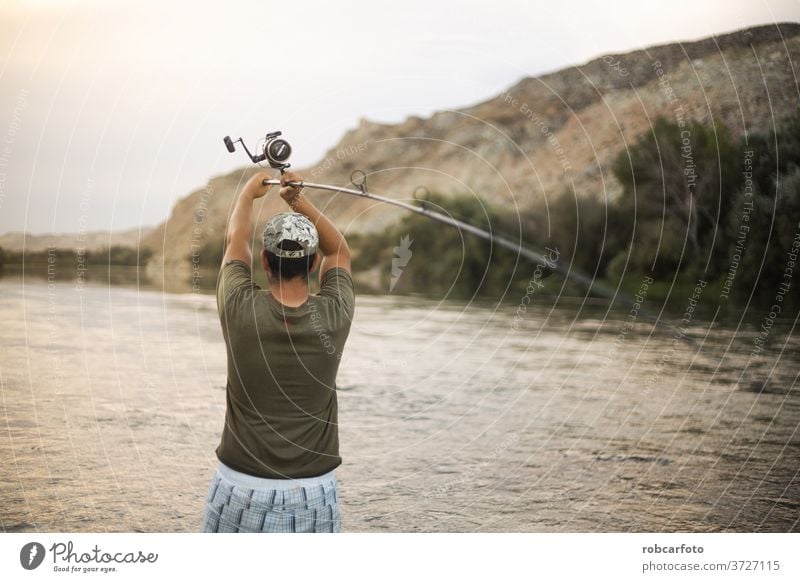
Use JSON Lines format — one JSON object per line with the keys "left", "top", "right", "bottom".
{"left": 202, "top": 170, "right": 354, "bottom": 533}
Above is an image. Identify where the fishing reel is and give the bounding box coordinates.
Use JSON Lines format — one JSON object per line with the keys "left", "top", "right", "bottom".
{"left": 223, "top": 131, "right": 292, "bottom": 173}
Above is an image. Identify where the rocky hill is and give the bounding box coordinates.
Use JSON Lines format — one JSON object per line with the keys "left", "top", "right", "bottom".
{"left": 144, "top": 22, "right": 800, "bottom": 273}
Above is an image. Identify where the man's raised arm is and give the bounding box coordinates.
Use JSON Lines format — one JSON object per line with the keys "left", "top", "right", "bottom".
{"left": 279, "top": 171, "right": 351, "bottom": 277}
{"left": 221, "top": 171, "right": 273, "bottom": 267}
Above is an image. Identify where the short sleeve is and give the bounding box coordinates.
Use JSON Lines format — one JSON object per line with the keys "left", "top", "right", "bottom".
{"left": 317, "top": 267, "right": 355, "bottom": 322}
{"left": 216, "top": 260, "right": 258, "bottom": 316}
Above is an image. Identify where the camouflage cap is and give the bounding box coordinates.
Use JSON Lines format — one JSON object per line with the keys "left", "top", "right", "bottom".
{"left": 262, "top": 212, "right": 319, "bottom": 258}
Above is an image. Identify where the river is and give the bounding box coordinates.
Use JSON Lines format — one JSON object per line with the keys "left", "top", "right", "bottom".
{"left": 0, "top": 270, "right": 798, "bottom": 532}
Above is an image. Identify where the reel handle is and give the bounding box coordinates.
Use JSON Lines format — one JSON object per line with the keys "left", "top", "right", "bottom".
{"left": 223, "top": 135, "right": 236, "bottom": 153}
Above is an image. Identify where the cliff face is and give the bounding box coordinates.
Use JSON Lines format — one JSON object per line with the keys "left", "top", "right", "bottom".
{"left": 144, "top": 22, "right": 800, "bottom": 272}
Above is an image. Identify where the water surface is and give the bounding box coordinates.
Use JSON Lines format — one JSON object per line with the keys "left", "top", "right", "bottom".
{"left": 1, "top": 272, "right": 798, "bottom": 532}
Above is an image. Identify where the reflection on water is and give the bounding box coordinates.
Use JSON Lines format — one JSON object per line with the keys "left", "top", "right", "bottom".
{"left": 0, "top": 269, "right": 798, "bottom": 532}
{"left": 0, "top": 263, "right": 221, "bottom": 294}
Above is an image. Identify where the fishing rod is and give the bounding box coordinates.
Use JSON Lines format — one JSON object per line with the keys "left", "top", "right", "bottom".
{"left": 224, "top": 131, "right": 696, "bottom": 346}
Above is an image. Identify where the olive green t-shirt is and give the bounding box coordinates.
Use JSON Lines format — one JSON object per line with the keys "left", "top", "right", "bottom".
{"left": 215, "top": 260, "right": 355, "bottom": 479}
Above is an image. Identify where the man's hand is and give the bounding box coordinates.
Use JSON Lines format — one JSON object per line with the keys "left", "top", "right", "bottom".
{"left": 279, "top": 171, "right": 304, "bottom": 207}
{"left": 242, "top": 171, "right": 274, "bottom": 200}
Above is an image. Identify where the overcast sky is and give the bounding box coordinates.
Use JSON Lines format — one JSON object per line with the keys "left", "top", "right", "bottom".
{"left": 1, "top": 0, "right": 797, "bottom": 235}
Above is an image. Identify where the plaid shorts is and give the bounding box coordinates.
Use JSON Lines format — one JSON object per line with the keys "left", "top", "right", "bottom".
{"left": 201, "top": 462, "right": 341, "bottom": 533}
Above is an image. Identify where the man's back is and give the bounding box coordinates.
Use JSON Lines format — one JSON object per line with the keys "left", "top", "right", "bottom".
{"left": 215, "top": 260, "right": 355, "bottom": 479}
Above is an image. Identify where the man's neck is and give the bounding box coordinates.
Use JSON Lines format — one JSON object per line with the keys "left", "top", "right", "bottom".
{"left": 269, "top": 277, "right": 309, "bottom": 307}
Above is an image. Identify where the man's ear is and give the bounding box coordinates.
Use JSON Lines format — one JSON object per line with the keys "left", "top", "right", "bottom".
{"left": 310, "top": 253, "right": 321, "bottom": 274}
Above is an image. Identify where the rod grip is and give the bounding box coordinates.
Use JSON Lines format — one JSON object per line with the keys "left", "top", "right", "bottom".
{"left": 262, "top": 179, "right": 301, "bottom": 187}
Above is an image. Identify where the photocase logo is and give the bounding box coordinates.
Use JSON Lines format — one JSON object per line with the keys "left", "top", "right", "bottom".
{"left": 390, "top": 234, "right": 413, "bottom": 292}
{"left": 20, "top": 542, "right": 46, "bottom": 570}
